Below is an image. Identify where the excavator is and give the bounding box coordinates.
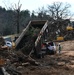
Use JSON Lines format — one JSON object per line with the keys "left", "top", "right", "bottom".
{"left": 64, "top": 21, "right": 74, "bottom": 40}
{"left": 56, "top": 21, "right": 74, "bottom": 41}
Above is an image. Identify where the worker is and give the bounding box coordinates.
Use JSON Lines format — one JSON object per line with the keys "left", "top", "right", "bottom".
{"left": 58, "top": 43, "right": 62, "bottom": 54}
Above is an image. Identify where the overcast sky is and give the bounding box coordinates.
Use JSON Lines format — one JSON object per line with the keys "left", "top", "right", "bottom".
{"left": 0, "top": 0, "right": 74, "bottom": 13}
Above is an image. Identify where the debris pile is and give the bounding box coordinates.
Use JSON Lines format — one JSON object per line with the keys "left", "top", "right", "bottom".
{"left": 0, "top": 36, "right": 40, "bottom": 75}
{"left": 17, "top": 27, "right": 41, "bottom": 55}
{"left": 0, "top": 49, "right": 40, "bottom": 75}
{"left": 0, "top": 37, "right": 5, "bottom": 46}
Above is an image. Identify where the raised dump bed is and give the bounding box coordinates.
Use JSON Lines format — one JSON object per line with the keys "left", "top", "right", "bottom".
{"left": 15, "top": 20, "right": 49, "bottom": 55}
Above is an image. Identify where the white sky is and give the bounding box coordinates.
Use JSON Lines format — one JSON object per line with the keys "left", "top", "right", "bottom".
{"left": 0, "top": 0, "right": 74, "bottom": 13}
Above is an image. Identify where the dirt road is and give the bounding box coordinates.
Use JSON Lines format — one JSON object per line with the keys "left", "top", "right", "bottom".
{"left": 20, "top": 40, "right": 74, "bottom": 75}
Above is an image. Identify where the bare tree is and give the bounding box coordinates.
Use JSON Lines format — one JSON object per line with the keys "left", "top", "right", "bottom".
{"left": 14, "top": 0, "right": 22, "bottom": 34}
{"left": 47, "top": 2, "right": 71, "bottom": 19}
{"left": 3, "top": 0, "right": 22, "bottom": 34}
{"left": 36, "top": 7, "right": 49, "bottom": 20}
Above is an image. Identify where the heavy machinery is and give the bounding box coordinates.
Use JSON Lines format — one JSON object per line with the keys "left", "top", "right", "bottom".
{"left": 64, "top": 22, "right": 74, "bottom": 40}
{"left": 15, "top": 19, "right": 74, "bottom": 57}
{"left": 56, "top": 20, "right": 74, "bottom": 41}
{"left": 66, "top": 26, "right": 73, "bottom": 31}
{"left": 56, "top": 36, "right": 64, "bottom": 41}
{"left": 15, "top": 20, "right": 50, "bottom": 57}
{"left": 56, "top": 24, "right": 74, "bottom": 41}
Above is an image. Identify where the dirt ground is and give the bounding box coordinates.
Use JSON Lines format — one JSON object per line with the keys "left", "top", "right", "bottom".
{"left": 19, "top": 40, "right": 74, "bottom": 75}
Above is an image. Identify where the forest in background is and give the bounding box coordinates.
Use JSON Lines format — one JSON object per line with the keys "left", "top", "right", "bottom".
{"left": 0, "top": 2, "right": 73, "bottom": 36}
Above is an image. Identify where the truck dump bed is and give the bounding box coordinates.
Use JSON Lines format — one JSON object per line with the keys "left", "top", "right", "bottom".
{"left": 15, "top": 20, "right": 48, "bottom": 54}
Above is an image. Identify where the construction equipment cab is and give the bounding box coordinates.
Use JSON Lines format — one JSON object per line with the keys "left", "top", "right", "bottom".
{"left": 66, "top": 26, "right": 73, "bottom": 31}
{"left": 66, "top": 23, "right": 73, "bottom": 31}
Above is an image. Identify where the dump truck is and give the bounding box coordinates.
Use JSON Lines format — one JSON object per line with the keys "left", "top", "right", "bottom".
{"left": 15, "top": 20, "right": 49, "bottom": 58}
